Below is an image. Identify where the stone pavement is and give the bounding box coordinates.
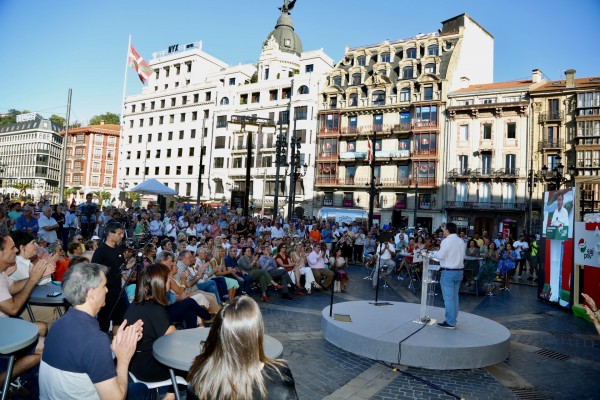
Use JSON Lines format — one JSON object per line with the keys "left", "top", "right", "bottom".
{"left": 258, "top": 264, "right": 600, "bottom": 400}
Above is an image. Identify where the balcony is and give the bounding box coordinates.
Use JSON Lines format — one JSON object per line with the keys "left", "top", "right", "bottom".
{"left": 391, "top": 123, "right": 411, "bottom": 134}
{"left": 317, "top": 152, "right": 338, "bottom": 161}
{"left": 412, "top": 121, "right": 438, "bottom": 131}
{"left": 445, "top": 201, "right": 527, "bottom": 211}
{"left": 339, "top": 152, "right": 367, "bottom": 161}
{"left": 412, "top": 149, "right": 437, "bottom": 158}
{"left": 357, "top": 124, "right": 394, "bottom": 135}
{"left": 340, "top": 126, "right": 360, "bottom": 136}
{"left": 539, "top": 111, "right": 564, "bottom": 124}
{"left": 538, "top": 139, "right": 564, "bottom": 151}
{"left": 319, "top": 127, "right": 340, "bottom": 137}
{"left": 315, "top": 177, "right": 338, "bottom": 186}
{"left": 447, "top": 168, "right": 475, "bottom": 179}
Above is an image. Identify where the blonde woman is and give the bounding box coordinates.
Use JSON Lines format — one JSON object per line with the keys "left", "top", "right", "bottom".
{"left": 209, "top": 246, "right": 239, "bottom": 301}
{"left": 187, "top": 296, "right": 298, "bottom": 400}
{"left": 290, "top": 243, "right": 319, "bottom": 294}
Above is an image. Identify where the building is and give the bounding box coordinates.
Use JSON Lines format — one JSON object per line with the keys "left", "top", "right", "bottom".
{"left": 62, "top": 122, "right": 120, "bottom": 203}
{"left": 120, "top": 3, "right": 333, "bottom": 216}
{"left": 530, "top": 70, "right": 600, "bottom": 222}
{"left": 445, "top": 70, "right": 543, "bottom": 236}
{"left": 315, "top": 14, "right": 493, "bottom": 231}
{"left": 0, "top": 113, "right": 64, "bottom": 202}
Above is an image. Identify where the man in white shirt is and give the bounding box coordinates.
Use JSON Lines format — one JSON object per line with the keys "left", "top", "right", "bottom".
{"left": 38, "top": 206, "right": 59, "bottom": 244}
{"left": 394, "top": 228, "right": 409, "bottom": 246}
{"left": 431, "top": 222, "right": 466, "bottom": 329}
{"left": 149, "top": 213, "right": 163, "bottom": 238}
{"left": 270, "top": 222, "right": 285, "bottom": 239}
{"left": 513, "top": 234, "right": 529, "bottom": 279}
{"left": 373, "top": 236, "right": 396, "bottom": 288}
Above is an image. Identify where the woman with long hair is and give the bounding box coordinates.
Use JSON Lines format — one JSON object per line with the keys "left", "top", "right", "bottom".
{"left": 124, "top": 263, "right": 177, "bottom": 398}
{"left": 187, "top": 296, "right": 298, "bottom": 400}
{"left": 274, "top": 244, "right": 304, "bottom": 296}
{"left": 497, "top": 243, "right": 518, "bottom": 289}
{"left": 290, "top": 243, "right": 318, "bottom": 294}
{"left": 209, "top": 246, "right": 239, "bottom": 301}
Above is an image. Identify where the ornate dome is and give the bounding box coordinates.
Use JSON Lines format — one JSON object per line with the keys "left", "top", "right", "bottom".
{"left": 265, "top": 10, "right": 303, "bottom": 56}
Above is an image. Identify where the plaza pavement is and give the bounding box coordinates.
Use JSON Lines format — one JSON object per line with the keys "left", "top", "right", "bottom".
{"left": 260, "top": 264, "right": 600, "bottom": 400}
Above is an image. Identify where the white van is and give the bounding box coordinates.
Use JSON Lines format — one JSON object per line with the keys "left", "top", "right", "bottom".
{"left": 317, "top": 207, "right": 368, "bottom": 225}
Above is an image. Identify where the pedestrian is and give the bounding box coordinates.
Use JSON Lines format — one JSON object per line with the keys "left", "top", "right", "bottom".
{"left": 431, "top": 222, "right": 466, "bottom": 329}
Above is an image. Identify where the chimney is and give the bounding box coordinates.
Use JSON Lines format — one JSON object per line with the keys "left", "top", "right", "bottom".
{"left": 100, "top": 120, "right": 105, "bottom": 125}
{"left": 532, "top": 69, "right": 542, "bottom": 83}
{"left": 565, "top": 69, "right": 576, "bottom": 88}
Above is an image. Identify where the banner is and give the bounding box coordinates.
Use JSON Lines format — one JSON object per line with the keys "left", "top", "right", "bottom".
{"left": 542, "top": 189, "right": 574, "bottom": 241}
{"left": 574, "top": 222, "right": 600, "bottom": 267}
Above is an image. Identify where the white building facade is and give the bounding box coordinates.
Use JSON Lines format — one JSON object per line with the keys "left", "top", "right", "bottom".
{"left": 120, "top": 5, "right": 333, "bottom": 215}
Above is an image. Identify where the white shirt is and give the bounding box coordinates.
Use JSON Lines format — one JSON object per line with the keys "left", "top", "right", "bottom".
{"left": 38, "top": 214, "right": 58, "bottom": 243}
{"left": 513, "top": 240, "right": 529, "bottom": 259}
{"left": 550, "top": 206, "right": 569, "bottom": 227}
{"left": 376, "top": 242, "right": 395, "bottom": 260}
{"left": 394, "top": 233, "right": 409, "bottom": 245}
{"left": 432, "top": 233, "right": 466, "bottom": 269}
{"left": 270, "top": 226, "right": 285, "bottom": 238}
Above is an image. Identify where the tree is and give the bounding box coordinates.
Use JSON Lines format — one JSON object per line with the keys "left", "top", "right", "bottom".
{"left": 64, "top": 187, "right": 78, "bottom": 198}
{"left": 94, "top": 190, "right": 111, "bottom": 202}
{"left": 50, "top": 114, "right": 66, "bottom": 128}
{"left": 174, "top": 195, "right": 192, "bottom": 204}
{"left": 89, "top": 112, "right": 120, "bottom": 126}
{"left": 11, "top": 182, "right": 33, "bottom": 197}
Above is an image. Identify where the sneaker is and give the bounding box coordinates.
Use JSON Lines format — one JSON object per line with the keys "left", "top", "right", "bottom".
{"left": 437, "top": 321, "right": 456, "bottom": 330}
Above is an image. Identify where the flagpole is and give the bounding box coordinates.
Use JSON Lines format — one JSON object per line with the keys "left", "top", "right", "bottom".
{"left": 118, "top": 35, "right": 131, "bottom": 200}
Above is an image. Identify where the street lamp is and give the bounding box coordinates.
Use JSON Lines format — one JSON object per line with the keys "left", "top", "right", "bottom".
{"left": 540, "top": 155, "right": 575, "bottom": 191}
{"left": 285, "top": 131, "right": 308, "bottom": 222}
{"left": 366, "top": 179, "right": 383, "bottom": 229}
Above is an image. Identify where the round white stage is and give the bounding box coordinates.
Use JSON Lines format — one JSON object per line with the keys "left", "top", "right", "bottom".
{"left": 321, "top": 301, "right": 510, "bottom": 370}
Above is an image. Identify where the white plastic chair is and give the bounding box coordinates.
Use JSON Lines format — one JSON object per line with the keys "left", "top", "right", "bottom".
{"left": 129, "top": 371, "right": 187, "bottom": 398}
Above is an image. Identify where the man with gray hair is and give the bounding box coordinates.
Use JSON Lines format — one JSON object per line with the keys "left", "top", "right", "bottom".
{"left": 39, "top": 262, "right": 147, "bottom": 399}
{"left": 38, "top": 205, "right": 59, "bottom": 243}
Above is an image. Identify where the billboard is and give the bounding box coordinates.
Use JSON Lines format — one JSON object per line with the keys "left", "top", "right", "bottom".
{"left": 574, "top": 222, "right": 600, "bottom": 268}
{"left": 542, "top": 189, "right": 574, "bottom": 241}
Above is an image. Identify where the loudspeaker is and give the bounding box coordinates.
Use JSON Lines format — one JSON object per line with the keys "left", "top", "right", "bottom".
{"left": 392, "top": 209, "right": 402, "bottom": 227}
{"left": 157, "top": 195, "right": 167, "bottom": 213}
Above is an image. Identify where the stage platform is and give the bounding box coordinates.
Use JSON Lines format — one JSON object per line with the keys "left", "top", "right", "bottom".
{"left": 321, "top": 301, "right": 510, "bottom": 370}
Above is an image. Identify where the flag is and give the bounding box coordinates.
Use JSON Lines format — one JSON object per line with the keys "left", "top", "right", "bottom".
{"left": 128, "top": 44, "right": 153, "bottom": 84}
{"left": 367, "top": 140, "right": 373, "bottom": 163}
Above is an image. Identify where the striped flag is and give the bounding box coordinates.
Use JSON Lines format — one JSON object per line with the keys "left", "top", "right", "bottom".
{"left": 367, "top": 140, "right": 373, "bottom": 163}
{"left": 128, "top": 44, "right": 153, "bottom": 84}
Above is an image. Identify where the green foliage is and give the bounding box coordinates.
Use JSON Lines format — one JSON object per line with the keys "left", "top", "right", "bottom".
{"left": 89, "top": 112, "right": 120, "bottom": 126}
{"left": 174, "top": 195, "right": 192, "bottom": 203}
{"left": 64, "top": 187, "right": 78, "bottom": 197}
{"left": 50, "top": 114, "right": 66, "bottom": 128}
{"left": 125, "top": 192, "right": 142, "bottom": 201}
{"left": 11, "top": 182, "right": 33, "bottom": 196}
{"left": 94, "top": 190, "right": 111, "bottom": 201}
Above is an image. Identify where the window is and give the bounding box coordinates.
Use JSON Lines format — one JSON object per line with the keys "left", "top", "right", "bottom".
{"left": 192, "top": 111, "right": 197, "bottom": 121}
{"left": 373, "top": 114, "right": 383, "bottom": 132}
{"left": 175, "top": 166, "right": 181, "bottom": 175}
{"left": 505, "top": 154, "right": 516, "bottom": 174}
{"left": 348, "top": 93, "right": 358, "bottom": 107}
{"left": 459, "top": 125, "right": 469, "bottom": 141}
{"left": 179, "top": 131, "right": 184, "bottom": 140}
{"left": 282, "top": 87, "right": 291, "bottom": 99}
{"left": 262, "top": 156, "right": 272, "bottom": 168}
{"left": 190, "top": 129, "right": 196, "bottom": 139}
{"left": 189, "top": 148, "right": 195, "bottom": 156}
{"left": 264, "top": 68, "right": 269, "bottom": 80}
{"left": 160, "top": 99, "right": 165, "bottom": 108}
{"left": 481, "top": 153, "right": 492, "bottom": 175}
{"left": 480, "top": 183, "right": 491, "bottom": 203}
{"left": 483, "top": 124, "right": 492, "bottom": 140}
{"left": 425, "top": 63, "right": 437, "bottom": 74}
{"left": 297, "top": 85, "right": 309, "bottom": 95}
{"left": 427, "top": 45, "right": 439, "bottom": 56}
{"left": 357, "top": 56, "right": 366, "bottom": 66}
{"left": 182, "top": 96, "right": 187, "bottom": 105}
{"left": 251, "top": 92, "right": 260, "bottom": 103}
{"left": 482, "top": 98, "right": 494, "bottom": 104}
{"left": 169, "top": 115, "right": 174, "bottom": 123}
{"left": 149, "top": 117, "right": 154, "bottom": 126}
{"left": 319, "top": 138, "right": 338, "bottom": 154}
{"left": 229, "top": 77, "right": 236, "bottom": 86}
{"left": 240, "top": 94, "right": 248, "bottom": 105}
{"left": 159, "top": 116, "right": 164, "bottom": 125}
{"left": 147, "top": 133, "right": 152, "bottom": 142}
{"left": 414, "top": 105, "right": 438, "bottom": 126}
{"left": 135, "top": 167, "right": 140, "bottom": 176}
{"left": 193, "top": 94, "right": 199, "bottom": 103}
{"left": 215, "top": 136, "right": 226, "bottom": 149}
{"left": 185, "top": 182, "right": 191, "bottom": 196}
{"left": 171, "top": 98, "right": 176, "bottom": 107}
{"left": 156, "top": 149, "right": 161, "bottom": 158}
{"left": 168, "top": 131, "right": 173, "bottom": 140}
{"left": 233, "top": 158, "right": 243, "bottom": 168}
{"left": 294, "top": 106, "right": 308, "bottom": 120}
{"left": 504, "top": 183, "right": 515, "bottom": 204}
{"left": 279, "top": 110, "right": 289, "bottom": 124}
{"left": 305, "top": 64, "right": 314, "bottom": 73}
{"left": 400, "top": 88, "right": 411, "bottom": 102}
{"left": 129, "top": 120, "right": 134, "bottom": 128}
{"left": 320, "top": 113, "right": 339, "bottom": 132}
{"left": 214, "top": 158, "right": 224, "bottom": 168}
{"left": 423, "top": 85, "right": 433, "bottom": 101}
{"left": 203, "top": 110, "right": 209, "bottom": 118}
{"left": 220, "top": 97, "right": 229, "bottom": 106}
{"left": 165, "top": 166, "right": 170, "bottom": 175}
{"left": 402, "top": 66, "right": 413, "bottom": 79}
{"left": 138, "top": 135, "right": 142, "bottom": 143}
{"left": 406, "top": 48, "right": 417, "bottom": 59}
{"left": 167, "top": 149, "right": 171, "bottom": 157}
{"left": 329, "top": 96, "right": 337, "bottom": 109}
{"left": 507, "top": 122, "right": 516, "bottom": 139}
{"left": 216, "top": 116, "right": 227, "bottom": 128}
{"left": 459, "top": 155, "right": 469, "bottom": 173}
{"left": 126, "top": 151, "right": 131, "bottom": 160}
{"left": 456, "top": 183, "right": 468, "bottom": 202}
{"left": 180, "top": 113, "right": 186, "bottom": 122}
{"left": 380, "top": 52, "right": 390, "bottom": 63}
{"left": 332, "top": 76, "right": 342, "bottom": 86}
{"left": 372, "top": 90, "right": 385, "bottom": 106}
{"left": 205, "top": 92, "right": 211, "bottom": 101}
{"left": 177, "top": 148, "right": 183, "bottom": 157}
{"left": 347, "top": 141, "right": 356, "bottom": 152}
{"left": 128, "top": 136, "right": 132, "bottom": 144}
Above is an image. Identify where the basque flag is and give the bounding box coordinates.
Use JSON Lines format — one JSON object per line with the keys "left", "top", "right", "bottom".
{"left": 128, "top": 44, "right": 153, "bottom": 84}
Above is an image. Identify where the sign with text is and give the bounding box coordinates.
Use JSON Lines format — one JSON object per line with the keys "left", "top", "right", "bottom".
{"left": 574, "top": 222, "right": 600, "bottom": 268}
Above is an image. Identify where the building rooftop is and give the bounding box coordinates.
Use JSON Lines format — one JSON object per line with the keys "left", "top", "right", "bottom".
{"left": 530, "top": 76, "right": 600, "bottom": 92}
{"left": 0, "top": 118, "right": 61, "bottom": 134}
{"left": 450, "top": 80, "right": 534, "bottom": 95}
{"left": 61, "top": 124, "right": 120, "bottom": 136}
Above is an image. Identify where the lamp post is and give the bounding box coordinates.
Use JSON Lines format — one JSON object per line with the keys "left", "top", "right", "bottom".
{"left": 286, "top": 131, "right": 308, "bottom": 222}
{"left": 540, "top": 155, "right": 575, "bottom": 191}
{"left": 273, "top": 131, "right": 288, "bottom": 219}
{"left": 228, "top": 115, "right": 276, "bottom": 218}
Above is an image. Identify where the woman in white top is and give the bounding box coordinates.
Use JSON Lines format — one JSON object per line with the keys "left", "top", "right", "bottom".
{"left": 289, "top": 244, "right": 319, "bottom": 294}
{"left": 329, "top": 247, "right": 349, "bottom": 292}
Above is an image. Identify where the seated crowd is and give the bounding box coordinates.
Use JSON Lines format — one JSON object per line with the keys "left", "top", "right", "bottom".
{"left": 0, "top": 196, "right": 540, "bottom": 398}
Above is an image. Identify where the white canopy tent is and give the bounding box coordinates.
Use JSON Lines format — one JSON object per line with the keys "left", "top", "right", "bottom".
{"left": 127, "top": 179, "right": 177, "bottom": 196}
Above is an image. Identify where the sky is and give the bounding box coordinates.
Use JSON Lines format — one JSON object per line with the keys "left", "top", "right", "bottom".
{"left": 1, "top": 0, "right": 599, "bottom": 124}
